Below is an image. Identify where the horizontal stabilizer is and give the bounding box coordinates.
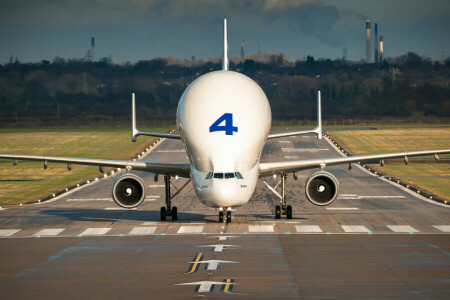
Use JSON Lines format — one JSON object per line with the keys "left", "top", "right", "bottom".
{"left": 131, "top": 93, "right": 180, "bottom": 141}
{"left": 268, "top": 90, "right": 322, "bottom": 139}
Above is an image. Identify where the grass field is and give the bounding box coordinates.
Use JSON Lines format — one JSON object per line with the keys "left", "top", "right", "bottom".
{"left": 330, "top": 127, "right": 450, "bottom": 200}
{"left": 0, "top": 128, "right": 170, "bottom": 205}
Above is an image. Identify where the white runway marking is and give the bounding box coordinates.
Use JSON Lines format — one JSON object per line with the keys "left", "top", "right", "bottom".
{"left": 387, "top": 225, "right": 418, "bottom": 233}
{"left": 199, "top": 245, "right": 239, "bottom": 252}
{"left": 249, "top": 225, "right": 274, "bottom": 233}
{"left": 433, "top": 225, "right": 450, "bottom": 232}
{"left": 284, "top": 156, "right": 299, "bottom": 159}
{"left": 129, "top": 227, "right": 156, "bottom": 235}
{"left": 295, "top": 225, "right": 322, "bottom": 233}
{"left": 67, "top": 198, "right": 111, "bottom": 201}
{"left": 282, "top": 148, "right": 329, "bottom": 152}
{"left": 35, "top": 228, "right": 65, "bottom": 236}
{"left": 278, "top": 140, "right": 291, "bottom": 143}
{"left": 326, "top": 207, "right": 360, "bottom": 210}
{"left": 0, "top": 229, "right": 20, "bottom": 237}
{"left": 141, "top": 221, "right": 159, "bottom": 225}
{"left": 80, "top": 228, "right": 111, "bottom": 236}
{"left": 148, "top": 185, "right": 165, "bottom": 188}
{"left": 0, "top": 207, "right": 7, "bottom": 210}
{"left": 341, "top": 225, "right": 371, "bottom": 233}
{"left": 178, "top": 226, "right": 204, "bottom": 234}
{"left": 341, "top": 194, "right": 357, "bottom": 197}
{"left": 157, "top": 149, "right": 185, "bottom": 153}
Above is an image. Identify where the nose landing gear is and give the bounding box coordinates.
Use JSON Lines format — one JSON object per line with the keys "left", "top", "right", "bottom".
{"left": 218, "top": 208, "right": 232, "bottom": 223}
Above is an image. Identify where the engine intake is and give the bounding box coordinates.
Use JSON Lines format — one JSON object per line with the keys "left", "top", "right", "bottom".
{"left": 305, "top": 171, "right": 339, "bottom": 206}
{"left": 112, "top": 173, "right": 147, "bottom": 208}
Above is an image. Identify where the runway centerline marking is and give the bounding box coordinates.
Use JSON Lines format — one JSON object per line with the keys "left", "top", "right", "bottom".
{"left": 178, "top": 226, "right": 204, "bottom": 234}
{"left": 80, "top": 228, "right": 111, "bottom": 236}
{"left": 295, "top": 225, "right": 322, "bottom": 233}
{"left": 35, "top": 228, "right": 65, "bottom": 236}
{"left": 129, "top": 227, "right": 156, "bottom": 235}
{"left": 387, "top": 225, "right": 418, "bottom": 233}
{"left": 148, "top": 185, "right": 165, "bottom": 188}
{"left": 198, "top": 245, "right": 239, "bottom": 252}
{"left": 433, "top": 225, "right": 450, "bottom": 232}
{"left": 341, "top": 225, "right": 371, "bottom": 233}
{"left": 0, "top": 229, "right": 21, "bottom": 237}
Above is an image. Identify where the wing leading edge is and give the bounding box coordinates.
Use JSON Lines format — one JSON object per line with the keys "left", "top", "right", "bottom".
{"left": 0, "top": 154, "right": 190, "bottom": 178}
{"left": 258, "top": 149, "right": 450, "bottom": 177}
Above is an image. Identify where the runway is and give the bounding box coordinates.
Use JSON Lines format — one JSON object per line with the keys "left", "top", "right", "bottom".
{"left": 0, "top": 132, "right": 449, "bottom": 299}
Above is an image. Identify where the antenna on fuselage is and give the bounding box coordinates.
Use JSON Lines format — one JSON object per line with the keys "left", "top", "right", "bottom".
{"left": 222, "top": 18, "right": 229, "bottom": 71}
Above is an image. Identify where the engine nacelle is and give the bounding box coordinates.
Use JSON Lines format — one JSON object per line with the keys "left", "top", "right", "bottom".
{"left": 305, "top": 171, "right": 339, "bottom": 206}
{"left": 112, "top": 173, "right": 147, "bottom": 208}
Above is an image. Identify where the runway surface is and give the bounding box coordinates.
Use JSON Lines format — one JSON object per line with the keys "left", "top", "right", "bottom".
{"left": 0, "top": 132, "right": 449, "bottom": 299}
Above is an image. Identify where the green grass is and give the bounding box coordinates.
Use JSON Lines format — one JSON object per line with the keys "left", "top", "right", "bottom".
{"left": 0, "top": 128, "right": 171, "bottom": 205}
{"left": 330, "top": 127, "right": 450, "bottom": 200}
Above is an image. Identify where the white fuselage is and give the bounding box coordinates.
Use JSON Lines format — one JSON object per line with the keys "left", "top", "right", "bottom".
{"left": 176, "top": 71, "right": 271, "bottom": 208}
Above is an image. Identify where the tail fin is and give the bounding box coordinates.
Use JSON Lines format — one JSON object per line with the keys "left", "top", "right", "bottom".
{"left": 222, "top": 18, "right": 229, "bottom": 71}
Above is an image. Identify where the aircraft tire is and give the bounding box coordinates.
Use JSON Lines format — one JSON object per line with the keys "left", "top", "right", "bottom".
{"left": 160, "top": 207, "right": 167, "bottom": 221}
{"left": 226, "top": 210, "right": 231, "bottom": 223}
{"left": 219, "top": 210, "right": 224, "bottom": 223}
{"left": 275, "top": 205, "right": 281, "bottom": 219}
{"left": 286, "top": 205, "right": 292, "bottom": 219}
{"left": 172, "top": 206, "right": 178, "bottom": 221}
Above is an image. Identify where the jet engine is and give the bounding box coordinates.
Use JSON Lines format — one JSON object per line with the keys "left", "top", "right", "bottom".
{"left": 112, "top": 173, "right": 147, "bottom": 208}
{"left": 305, "top": 171, "right": 339, "bottom": 206}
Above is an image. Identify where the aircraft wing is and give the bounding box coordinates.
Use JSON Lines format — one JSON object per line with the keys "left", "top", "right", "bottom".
{"left": 258, "top": 149, "right": 450, "bottom": 177}
{"left": 0, "top": 154, "right": 191, "bottom": 178}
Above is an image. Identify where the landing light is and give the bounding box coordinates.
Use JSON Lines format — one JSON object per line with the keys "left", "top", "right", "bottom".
{"left": 175, "top": 175, "right": 179, "bottom": 180}
{"left": 273, "top": 174, "right": 277, "bottom": 179}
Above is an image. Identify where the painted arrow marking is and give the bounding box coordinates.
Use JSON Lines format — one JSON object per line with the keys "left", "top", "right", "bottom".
{"left": 209, "top": 235, "right": 238, "bottom": 241}
{"left": 176, "top": 279, "right": 236, "bottom": 293}
{"left": 198, "top": 244, "right": 240, "bottom": 252}
{"left": 189, "top": 260, "right": 238, "bottom": 271}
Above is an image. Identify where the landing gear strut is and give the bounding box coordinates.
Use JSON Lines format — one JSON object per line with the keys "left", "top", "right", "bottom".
{"left": 160, "top": 175, "right": 190, "bottom": 221}
{"left": 261, "top": 172, "right": 293, "bottom": 219}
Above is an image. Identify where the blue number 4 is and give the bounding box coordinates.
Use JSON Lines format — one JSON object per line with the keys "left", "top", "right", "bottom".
{"left": 209, "top": 113, "right": 238, "bottom": 136}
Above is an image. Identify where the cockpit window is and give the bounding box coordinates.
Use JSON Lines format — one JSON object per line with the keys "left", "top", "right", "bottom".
{"left": 206, "top": 172, "right": 243, "bottom": 179}
{"left": 213, "top": 173, "right": 224, "bottom": 179}
{"left": 224, "top": 173, "right": 235, "bottom": 179}
{"left": 235, "top": 172, "right": 244, "bottom": 179}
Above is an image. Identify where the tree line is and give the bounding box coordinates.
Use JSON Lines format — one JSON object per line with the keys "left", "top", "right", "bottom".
{"left": 0, "top": 52, "right": 449, "bottom": 126}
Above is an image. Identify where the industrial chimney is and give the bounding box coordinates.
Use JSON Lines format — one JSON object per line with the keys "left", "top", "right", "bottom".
{"left": 374, "top": 23, "right": 379, "bottom": 65}
{"left": 91, "top": 37, "right": 95, "bottom": 62}
{"left": 379, "top": 34, "right": 383, "bottom": 65}
{"left": 366, "top": 20, "right": 371, "bottom": 63}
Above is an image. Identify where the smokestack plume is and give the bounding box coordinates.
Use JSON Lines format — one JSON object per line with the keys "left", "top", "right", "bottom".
{"left": 374, "top": 23, "right": 378, "bottom": 65}
{"left": 379, "top": 34, "right": 383, "bottom": 65}
{"left": 366, "top": 20, "right": 371, "bottom": 63}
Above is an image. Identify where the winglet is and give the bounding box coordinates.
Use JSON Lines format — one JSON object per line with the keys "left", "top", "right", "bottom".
{"left": 222, "top": 18, "right": 229, "bottom": 71}
{"left": 316, "top": 90, "right": 322, "bottom": 140}
{"left": 131, "top": 93, "right": 139, "bottom": 142}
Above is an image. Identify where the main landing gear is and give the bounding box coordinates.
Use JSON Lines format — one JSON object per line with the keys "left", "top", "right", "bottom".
{"left": 261, "top": 173, "right": 293, "bottom": 220}
{"left": 218, "top": 208, "right": 232, "bottom": 223}
{"left": 159, "top": 175, "right": 190, "bottom": 221}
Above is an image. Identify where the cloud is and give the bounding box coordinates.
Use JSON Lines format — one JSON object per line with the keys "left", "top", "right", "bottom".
{"left": 0, "top": 0, "right": 357, "bottom": 47}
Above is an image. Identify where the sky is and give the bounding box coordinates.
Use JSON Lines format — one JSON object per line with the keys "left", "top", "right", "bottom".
{"left": 0, "top": 0, "right": 449, "bottom": 64}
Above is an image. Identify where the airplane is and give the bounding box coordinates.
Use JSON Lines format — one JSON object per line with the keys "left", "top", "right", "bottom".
{"left": 1, "top": 19, "right": 449, "bottom": 223}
